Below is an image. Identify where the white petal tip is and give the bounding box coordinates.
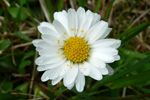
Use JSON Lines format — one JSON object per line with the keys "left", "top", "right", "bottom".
{"left": 106, "top": 64, "right": 114, "bottom": 75}
{"left": 114, "top": 55, "right": 120, "bottom": 61}
{"left": 37, "top": 66, "right": 44, "bottom": 72}
{"left": 51, "top": 82, "right": 56, "bottom": 86}
{"left": 41, "top": 77, "right": 49, "bottom": 82}
{"left": 116, "top": 40, "right": 121, "bottom": 48}
{"left": 32, "top": 39, "right": 41, "bottom": 46}
{"left": 94, "top": 75, "right": 103, "bottom": 81}
{"left": 77, "top": 89, "right": 83, "bottom": 92}
{"left": 67, "top": 86, "right": 73, "bottom": 90}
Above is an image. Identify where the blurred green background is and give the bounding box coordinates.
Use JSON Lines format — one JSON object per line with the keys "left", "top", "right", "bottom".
{"left": 0, "top": 0, "right": 150, "bottom": 99}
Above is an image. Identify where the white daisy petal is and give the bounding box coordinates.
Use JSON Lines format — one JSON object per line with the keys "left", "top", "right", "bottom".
{"left": 77, "top": 7, "right": 85, "bottom": 37}
{"left": 38, "top": 22, "right": 58, "bottom": 35}
{"left": 68, "top": 8, "right": 78, "bottom": 36}
{"left": 99, "top": 67, "right": 109, "bottom": 75}
{"left": 89, "top": 65, "right": 103, "bottom": 80}
{"left": 84, "top": 22, "right": 99, "bottom": 41}
{"left": 35, "top": 47, "right": 43, "bottom": 53}
{"left": 76, "top": 70, "right": 85, "bottom": 92}
{"left": 48, "top": 67, "right": 62, "bottom": 80}
{"left": 79, "top": 10, "right": 93, "bottom": 37}
{"left": 41, "top": 67, "right": 62, "bottom": 82}
{"left": 37, "top": 40, "right": 50, "bottom": 48}
{"left": 91, "top": 52, "right": 115, "bottom": 63}
{"left": 84, "top": 10, "right": 93, "bottom": 30}
{"left": 63, "top": 63, "right": 78, "bottom": 87}
{"left": 62, "top": 10, "right": 68, "bottom": 17}
{"left": 54, "top": 12, "right": 68, "bottom": 30}
{"left": 53, "top": 20, "right": 69, "bottom": 39}
{"left": 59, "top": 60, "right": 71, "bottom": 76}
{"left": 87, "top": 21, "right": 108, "bottom": 44}
{"left": 51, "top": 76, "right": 63, "bottom": 86}
{"left": 35, "top": 56, "right": 43, "bottom": 65}
{"left": 99, "top": 28, "right": 112, "bottom": 39}
{"left": 38, "top": 49, "right": 59, "bottom": 57}
{"left": 89, "top": 57, "right": 106, "bottom": 68}
{"left": 91, "top": 47, "right": 118, "bottom": 55}
{"left": 79, "top": 62, "right": 90, "bottom": 76}
{"left": 114, "top": 55, "right": 120, "bottom": 61}
{"left": 91, "top": 13, "right": 101, "bottom": 27}
{"left": 41, "top": 34, "right": 58, "bottom": 43}
{"left": 36, "top": 56, "right": 63, "bottom": 65}
{"left": 38, "top": 47, "right": 60, "bottom": 56}
{"left": 67, "top": 82, "right": 75, "bottom": 90}
{"left": 32, "top": 39, "right": 42, "bottom": 47}
{"left": 106, "top": 64, "right": 114, "bottom": 75}
{"left": 41, "top": 70, "right": 51, "bottom": 82}
{"left": 42, "top": 34, "right": 64, "bottom": 46}
{"left": 37, "top": 58, "right": 66, "bottom": 71}
{"left": 91, "top": 39, "right": 121, "bottom": 48}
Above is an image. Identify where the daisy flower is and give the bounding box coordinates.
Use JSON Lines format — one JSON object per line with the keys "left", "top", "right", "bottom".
{"left": 32, "top": 7, "right": 121, "bottom": 92}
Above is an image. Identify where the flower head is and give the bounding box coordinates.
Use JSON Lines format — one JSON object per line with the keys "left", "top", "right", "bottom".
{"left": 32, "top": 7, "right": 121, "bottom": 92}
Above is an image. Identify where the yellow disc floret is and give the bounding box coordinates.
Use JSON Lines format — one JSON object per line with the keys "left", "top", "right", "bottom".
{"left": 64, "top": 37, "right": 89, "bottom": 63}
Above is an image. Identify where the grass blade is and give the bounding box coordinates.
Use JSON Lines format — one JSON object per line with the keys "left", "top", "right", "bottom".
{"left": 111, "top": 71, "right": 150, "bottom": 89}
{"left": 94, "top": 0, "right": 102, "bottom": 13}
{"left": 120, "top": 49, "right": 147, "bottom": 59}
{"left": 104, "top": 0, "right": 115, "bottom": 21}
{"left": 78, "top": 0, "right": 86, "bottom": 8}
{"left": 45, "top": 0, "right": 54, "bottom": 21}
{"left": 110, "top": 55, "right": 150, "bottom": 81}
{"left": 116, "top": 22, "right": 150, "bottom": 38}
{"left": 120, "top": 22, "right": 150, "bottom": 47}
{"left": 57, "top": 0, "right": 63, "bottom": 11}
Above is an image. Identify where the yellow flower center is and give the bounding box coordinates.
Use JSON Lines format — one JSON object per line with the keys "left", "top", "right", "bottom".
{"left": 64, "top": 37, "right": 89, "bottom": 63}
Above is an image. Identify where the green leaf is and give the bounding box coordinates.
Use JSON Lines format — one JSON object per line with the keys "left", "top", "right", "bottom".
{"left": 0, "top": 39, "right": 11, "bottom": 51}
{"left": 15, "top": 32, "right": 30, "bottom": 41}
{"left": 7, "top": 7, "right": 29, "bottom": 20}
{"left": 14, "top": 82, "right": 29, "bottom": 93}
{"left": 7, "top": 7, "right": 19, "bottom": 18}
{"left": 94, "top": 0, "right": 102, "bottom": 13}
{"left": 0, "top": 55, "right": 15, "bottom": 71}
{"left": 22, "top": 51, "right": 34, "bottom": 61}
{"left": 0, "top": 93, "right": 18, "bottom": 99}
{"left": 18, "top": 51, "right": 34, "bottom": 74}
{"left": 18, "top": 60, "right": 31, "bottom": 74}
{"left": 111, "top": 71, "right": 150, "bottom": 89}
{"left": 34, "top": 85, "right": 45, "bottom": 97}
{"left": 19, "top": 0, "right": 26, "bottom": 5}
{"left": 78, "top": 0, "right": 86, "bottom": 8}
{"left": 1, "top": 82, "right": 13, "bottom": 92}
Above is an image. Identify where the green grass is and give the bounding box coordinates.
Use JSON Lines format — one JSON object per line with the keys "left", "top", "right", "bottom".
{"left": 0, "top": 0, "right": 150, "bottom": 99}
